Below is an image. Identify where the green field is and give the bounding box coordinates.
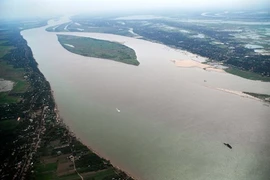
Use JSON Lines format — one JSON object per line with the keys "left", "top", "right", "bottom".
{"left": 87, "top": 168, "right": 118, "bottom": 180}
{"left": 0, "top": 46, "right": 16, "bottom": 58}
{"left": 0, "top": 61, "right": 29, "bottom": 103}
{"left": 31, "top": 125, "right": 131, "bottom": 180}
{"left": 225, "top": 67, "right": 270, "bottom": 82}
{"left": 0, "top": 119, "right": 19, "bottom": 132}
{"left": 0, "top": 92, "right": 19, "bottom": 104}
{"left": 0, "top": 36, "right": 29, "bottom": 104}
{"left": 57, "top": 35, "right": 140, "bottom": 66}
{"left": 36, "top": 163, "right": 58, "bottom": 173}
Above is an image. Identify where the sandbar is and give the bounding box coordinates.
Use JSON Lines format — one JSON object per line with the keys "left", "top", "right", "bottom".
{"left": 172, "top": 59, "right": 225, "bottom": 73}
{"left": 205, "top": 85, "right": 261, "bottom": 101}
{"left": 64, "top": 43, "right": 75, "bottom": 48}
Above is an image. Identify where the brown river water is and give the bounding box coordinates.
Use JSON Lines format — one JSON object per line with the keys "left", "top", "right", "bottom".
{"left": 21, "top": 17, "right": 270, "bottom": 180}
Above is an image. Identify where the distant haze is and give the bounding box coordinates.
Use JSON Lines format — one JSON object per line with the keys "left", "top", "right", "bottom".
{"left": 0, "top": 0, "right": 269, "bottom": 19}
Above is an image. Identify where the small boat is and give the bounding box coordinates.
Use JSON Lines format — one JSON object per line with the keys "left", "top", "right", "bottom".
{"left": 116, "top": 108, "right": 121, "bottom": 113}
{"left": 223, "top": 143, "right": 232, "bottom": 149}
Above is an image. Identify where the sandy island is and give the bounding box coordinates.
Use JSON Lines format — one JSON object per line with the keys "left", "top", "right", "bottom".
{"left": 64, "top": 43, "right": 75, "bottom": 48}
{"left": 171, "top": 59, "right": 225, "bottom": 73}
{"left": 171, "top": 59, "right": 262, "bottom": 101}
{"left": 170, "top": 58, "right": 262, "bottom": 101}
{"left": 204, "top": 85, "right": 261, "bottom": 101}
{"left": 215, "top": 87, "right": 261, "bottom": 101}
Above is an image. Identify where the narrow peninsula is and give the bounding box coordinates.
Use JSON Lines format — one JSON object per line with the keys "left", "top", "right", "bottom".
{"left": 57, "top": 35, "right": 140, "bottom": 66}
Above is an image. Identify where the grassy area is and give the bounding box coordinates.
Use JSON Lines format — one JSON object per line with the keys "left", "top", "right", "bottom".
{"left": 0, "top": 60, "right": 28, "bottom": 87}
{"left": 0, "top": 40, "right": 8, "bottom": 45}
{"left": 34, "top": 163, "right": 57, "bottom": 180}
{"left": 57, "top": 35, "right": 139, "bottom": 66}
{"left": 88, "top": 168, "right": 117, "bottom": 180}
{"left": 56, "top": 173, "right": 80, "bottom": 180}
{"left": 76, "top": 152, "right": 106, "bottom": 173}
{"left": 0, "top": 29, "right": 29, "bottom": 95}
{"left": 32, "top": 131, "right": 127, "bottom": 180}
{"left": 52, "top": 146, "right": 72, "bottom": 155}
{"left": 30, "top": 121, "right": 133, "bottom": 180}
{"left": 35, "top": 172, "right": 81, "bottom": 180}
{"left": 12, "top": 80, "right": 28, "bottom": 93}
{"left": 0, "top": 119, "right": 19, "bottom": 132}
{"left": 0, "top": 61, "right": 29, "bottom": 103}
{"left": 0, "top": 60, "right": 25, "bottom": 79}
{"left": 0, "top": 119, "right": 20, "bottom": 148}
{"left": 225, "top": 67, "right": 270, "bottom": 82}
{"left": 0, "top": 40, "right": 29, "bottom": 104}
{"left": 0, "top": 92, "right": 19, "bottom": 104}
{"left": 0, "top": 46, "right": 16, "bottom": 58}
{"left": 36, "top": 163, "right": 58, "bottom": 173}
{"left": 19, "top": 21, "right": 47, "bottom": 30}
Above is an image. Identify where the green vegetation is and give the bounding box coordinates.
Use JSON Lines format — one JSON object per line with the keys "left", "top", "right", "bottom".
{"left": 19, "top": 20, "right": 47, "bottom": 30}
{"left": 0, "top": 92, "right": 18, "bottom": 104}
{"left": 36, "top": 163, "right": 58, "bottom": 173}
{"left": 0, "top": 61, "right": 29, "bottom": 103}
{"left": 243, "top": 92, "right": 270, "bottom": 102}
{"left": 34, "top": 161, "right": 81, "bottom": 180}
{"left": 32, "top": 123, "right": 132, "bottom": 180}
{"left": 57, "top": 35, "right": 140, "bottom": 66}
{"left": 2, "top": 18, "right": 128, "bottom": 180}
{"left": 76, "top": 152, "right": 107, "bottom": 173}
{"left": 12, "top": 80, "right": 28, "bottom": 93}
{"left": 46, "top": 22, "right": 134, "bottom": 37}
{"left": 0, "top": 61, "right": 25, "bottom": 81}
{"left": 34, "top": 172, "right": 54, "bottom": 180}
{"left": 225, "top": 67, "right": 270, "bottom": 82}
{"left": 0, "top": 119, "right": 19, "bottom": 132}
{"left": 0, "top": 46, "right": 27, "bottom": 103}
{"left": 56, "top": 173, "right": 81, "bottom": 180}
{"left": 89, "top": 168, "right": 118, "bottom": 180}
{"left": 0, "top": 46, "right": 16, "bottom": 58}
{"left": 0, "top": 20, "right": 61, "bottom": 179}
{"left": 50, "top": 16, "right": 270, "bottom": 81}
{"left": 0, "top": 32, "right": 29, "bottom": 102}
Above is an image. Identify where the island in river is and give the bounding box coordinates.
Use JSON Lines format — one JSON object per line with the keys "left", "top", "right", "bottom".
{"left": 21, "top": 16, "right": 270, "bottom": 180}
{"left": 48, "top": 13, "right": 270, "bottom": 81}
{"left": 57, "top": 35, "right": 140, "bottom": 66}
{"left": 0, "top": 19, "right": 134, "bottom": 180}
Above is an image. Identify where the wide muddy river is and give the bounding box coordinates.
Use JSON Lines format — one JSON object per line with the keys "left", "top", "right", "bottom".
{"left": 21, "top": 18, "right": 270, "bottom": 180}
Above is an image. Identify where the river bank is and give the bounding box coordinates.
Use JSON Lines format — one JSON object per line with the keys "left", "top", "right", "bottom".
{"left": 45, "top": 85, "right": 135, "bottom": 179}
{"left": 21, "top": 16, "right": 270, "bottom": 180}
{"left": 53, "top": 99, "right": 136, "bottom": 179}
{"left": 171, "top": 59, "right": 225, "bottom": 73}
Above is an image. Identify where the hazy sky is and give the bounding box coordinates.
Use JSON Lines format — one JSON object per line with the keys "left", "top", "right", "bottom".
{"left": 0, "top": 0, "right": 269, "bottom": 19}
